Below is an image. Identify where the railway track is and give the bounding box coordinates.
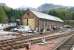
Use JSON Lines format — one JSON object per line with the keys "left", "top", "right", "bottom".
{"left": 0, "top": 28, "right": 74, "bottom": 50}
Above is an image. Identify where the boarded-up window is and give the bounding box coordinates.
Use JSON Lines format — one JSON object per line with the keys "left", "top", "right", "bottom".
{"left": 28, "top": 19, "right": 35, "bottom": 30}
{"left": 23, "top": 19, "right": 27, "bottom": 25}
{"left": 23, "top": 19, "right": 35, "bottom": 30}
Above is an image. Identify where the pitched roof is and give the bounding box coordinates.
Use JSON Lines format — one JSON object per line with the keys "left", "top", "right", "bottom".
{"left": 30, "top": 10, "right": 64, "bottom": 22}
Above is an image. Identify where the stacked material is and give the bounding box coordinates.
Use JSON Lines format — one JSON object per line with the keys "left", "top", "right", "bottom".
{"left": 0, "top": 31, "right": 35, "bottom": 50}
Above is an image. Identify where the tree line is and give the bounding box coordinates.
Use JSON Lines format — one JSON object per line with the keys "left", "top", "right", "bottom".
{"left": 0, "top": 4, "right": 25, "bottom": 23}
{"left": 48, "top": 7, "right": 74, "bottom": 20}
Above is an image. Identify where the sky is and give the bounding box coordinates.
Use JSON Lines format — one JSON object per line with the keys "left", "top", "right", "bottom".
{"left": 0, "top": 0, "right": 74, "bottom": 9}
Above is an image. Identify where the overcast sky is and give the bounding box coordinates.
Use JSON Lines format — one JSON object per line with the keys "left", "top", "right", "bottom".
{"left": 0, "top": 0, "right": 74, "bottom": 9}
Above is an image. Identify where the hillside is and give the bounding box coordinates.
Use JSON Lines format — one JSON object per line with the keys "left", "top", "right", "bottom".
{"left": 38, "top": 3, "right": 62, "bottom": 13}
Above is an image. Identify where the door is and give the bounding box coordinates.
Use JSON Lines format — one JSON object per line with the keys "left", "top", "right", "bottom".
{"left": 28, "top": 19, "right": 35, "bottom": 30}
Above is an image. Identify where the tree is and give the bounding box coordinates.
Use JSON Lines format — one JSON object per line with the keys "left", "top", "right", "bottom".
{"left": 0, "top": 6, "right": 7, "bottom": 23}
{"left": 48, "top": 8, "right": 73, "bottom": 20}
{"left": 3, "top": 6, "right": 25, "bottom": 22}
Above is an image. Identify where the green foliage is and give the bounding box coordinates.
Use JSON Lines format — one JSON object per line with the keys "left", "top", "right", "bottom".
{"left": 64, "top": 20, "right": 74, "bottom": 27}
{"left": 48, "top": 8, "right": 73, "bottom": 20}
{"left": 7, "top": 9, "right": 25, "bottom": 22}
{"left": 0, "top": 6, "right": 7, "bottom": 23}
{"left": 0, "top": 4, "right": 25, "bottom": 22}
{"left": 48, "top": 7, "right": 74, "bottom": 26}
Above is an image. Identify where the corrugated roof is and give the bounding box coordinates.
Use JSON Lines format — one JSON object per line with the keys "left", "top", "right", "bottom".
{"left": 30, "top": 10, "right": 64, "bottom": 22}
